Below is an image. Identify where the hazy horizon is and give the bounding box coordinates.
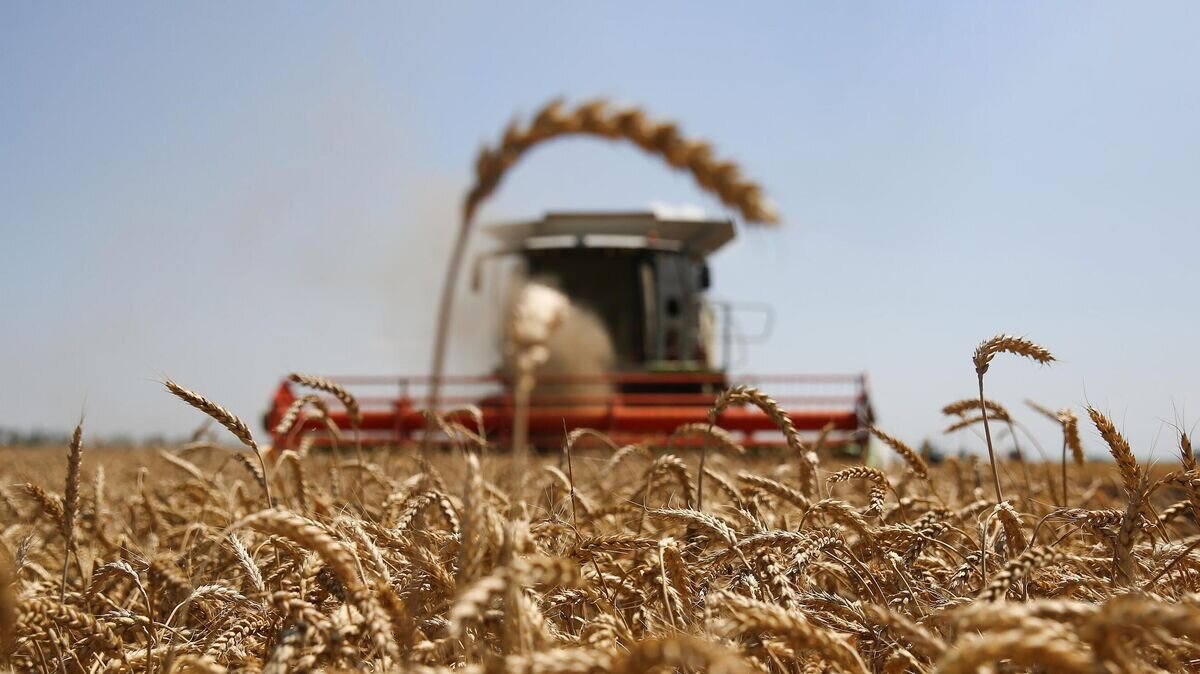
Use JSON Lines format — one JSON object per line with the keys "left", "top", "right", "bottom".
{"left": 3, "top": 3, "right": 1198, "bottom": 458}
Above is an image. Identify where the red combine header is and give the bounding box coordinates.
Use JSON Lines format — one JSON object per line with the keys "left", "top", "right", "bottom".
{"left": 266, "top": 211, "right": 874, "bottom": 451}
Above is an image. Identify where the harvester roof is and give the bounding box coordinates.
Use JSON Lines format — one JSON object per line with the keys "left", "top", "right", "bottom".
{"left": 488, "top": 211, "right": 735, "bottom": 258}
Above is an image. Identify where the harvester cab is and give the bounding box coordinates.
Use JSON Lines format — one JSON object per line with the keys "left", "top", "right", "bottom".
{"left": 478, "top": 211, "right": 732, "bottom": 390}
{"left": 266, "top": 211, "right": 874, "bottom": 452}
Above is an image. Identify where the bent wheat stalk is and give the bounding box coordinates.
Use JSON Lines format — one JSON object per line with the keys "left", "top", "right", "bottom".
{"left": 164, "top": 379, "right": 272, "bottom": 508}
{"left": 972, "top": 335, "right": 1055, "bottom": 502}
{"left": 288, "top": 372, "right": 364, "bottom": 490}
{"left": 428, "top": 99, "right": 778, "bottom": 425}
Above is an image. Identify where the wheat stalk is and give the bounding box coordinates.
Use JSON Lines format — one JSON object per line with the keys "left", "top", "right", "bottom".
{"left": 0, "top": 554, "right": 15, "bottom": 663}
{"left": 972, "top": 334, "right": 1056, "bottom": 503}
{"left": 429, "top": 98, "right": 778, "bottom": 424}
{"left": 60, "top": 421, "right": 82, "bottom": 601}
{"left": 164, "top": 379, "right": 272, "bottom": 508}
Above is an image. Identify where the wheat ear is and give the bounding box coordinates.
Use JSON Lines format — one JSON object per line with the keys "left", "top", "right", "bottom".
{"left": 936, "top": 625, "right": 1091, "bottom": 674}
{"left": 465, "top": 99, "right": 777, "bottom": 225}
{"left": 972, "top": 334, "right": 1057, "bottom": 375}
{"left": 288, "top": 373, "right": 365, "bottom": 491}
{"left": 60, "top": 420, "right": 82, "bottom": 601}
{"left": 1086, "top": 407, "right": 1141, "bottom": 497}
{"left": 869, "top": 426, "right": 929, "bottom": 479}
{"left": 712, "top": 385, "right": 818, "bottom": 497}
{"left": 287, "top": 373, "right": 360, "bottom": 428}
{"left": 163, "top": 379, "right": 272, "bottom": 508}
{"left": 942, "top": 398, "right": 1012, "bottom": 418}
{"left": 226, "top": 509, "right": 396, "bottom": 659}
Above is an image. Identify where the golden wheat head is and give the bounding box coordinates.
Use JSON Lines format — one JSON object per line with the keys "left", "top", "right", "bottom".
{"left": 288, "top": 373, "right": 360, "bottom": 428}
{"left": 973, "top": 334, "right": 1056, "bottom": 376}
{"left": 163, "top": 379, "right": 257, "bottom": 451}
{"left": 870, "top": 426, "right": 929, "bottom": 479}
{"left": 1086, "top": 406, "right": 1140, "bottom": 496}
{"left": 465, "top": 99, "right": 778, "bottom": 226}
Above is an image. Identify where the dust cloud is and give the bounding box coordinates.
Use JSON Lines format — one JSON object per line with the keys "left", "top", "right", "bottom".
{"left": 501, "top": 275, "right": 616, "bottom": 404}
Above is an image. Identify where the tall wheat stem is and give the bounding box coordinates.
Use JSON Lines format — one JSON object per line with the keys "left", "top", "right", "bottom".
{"left": 426, "top": 99, "right": 777, "bottom": 438}
{"left": 426, "top": 225, "right": 471, "bottom": 450}
{"left": 510, "top": 368, "right": 533, "bottom": 499}
{"left": 694, "top": 422, "right": 717, "bottom": 513}
{"left": 1061, "top": 435, "right": 1069, "bottom": 506}
{"left": 1005, "top": 420, "right": 1033, "bottom": 501}
{"left": 972, "top": 335, "right": 1055, "bottom": 503}
{"left": 60, "top": 421, "right": 82, "bottom": 602}
{"left": 977, "top": 374, "right": 1004, "bottom": 503}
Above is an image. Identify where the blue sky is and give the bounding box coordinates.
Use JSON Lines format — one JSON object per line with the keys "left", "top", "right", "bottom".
{"left": 2, "top": 3, "right": 1197, "bottom": 457}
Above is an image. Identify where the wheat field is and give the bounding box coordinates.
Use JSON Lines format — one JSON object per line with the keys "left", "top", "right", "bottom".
{"left": 2, "top": 344, "right": 1199, "bottom": 674}
{"left": 3, "top": 105, "right": 1197, "bottom": 672}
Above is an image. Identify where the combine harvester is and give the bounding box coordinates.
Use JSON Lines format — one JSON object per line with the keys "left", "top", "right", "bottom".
{"left": 265, "top": 211, "right": 874, "bottom": 452}
{"left": 264, "top": 100, "right": 875, "bottom": 452}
